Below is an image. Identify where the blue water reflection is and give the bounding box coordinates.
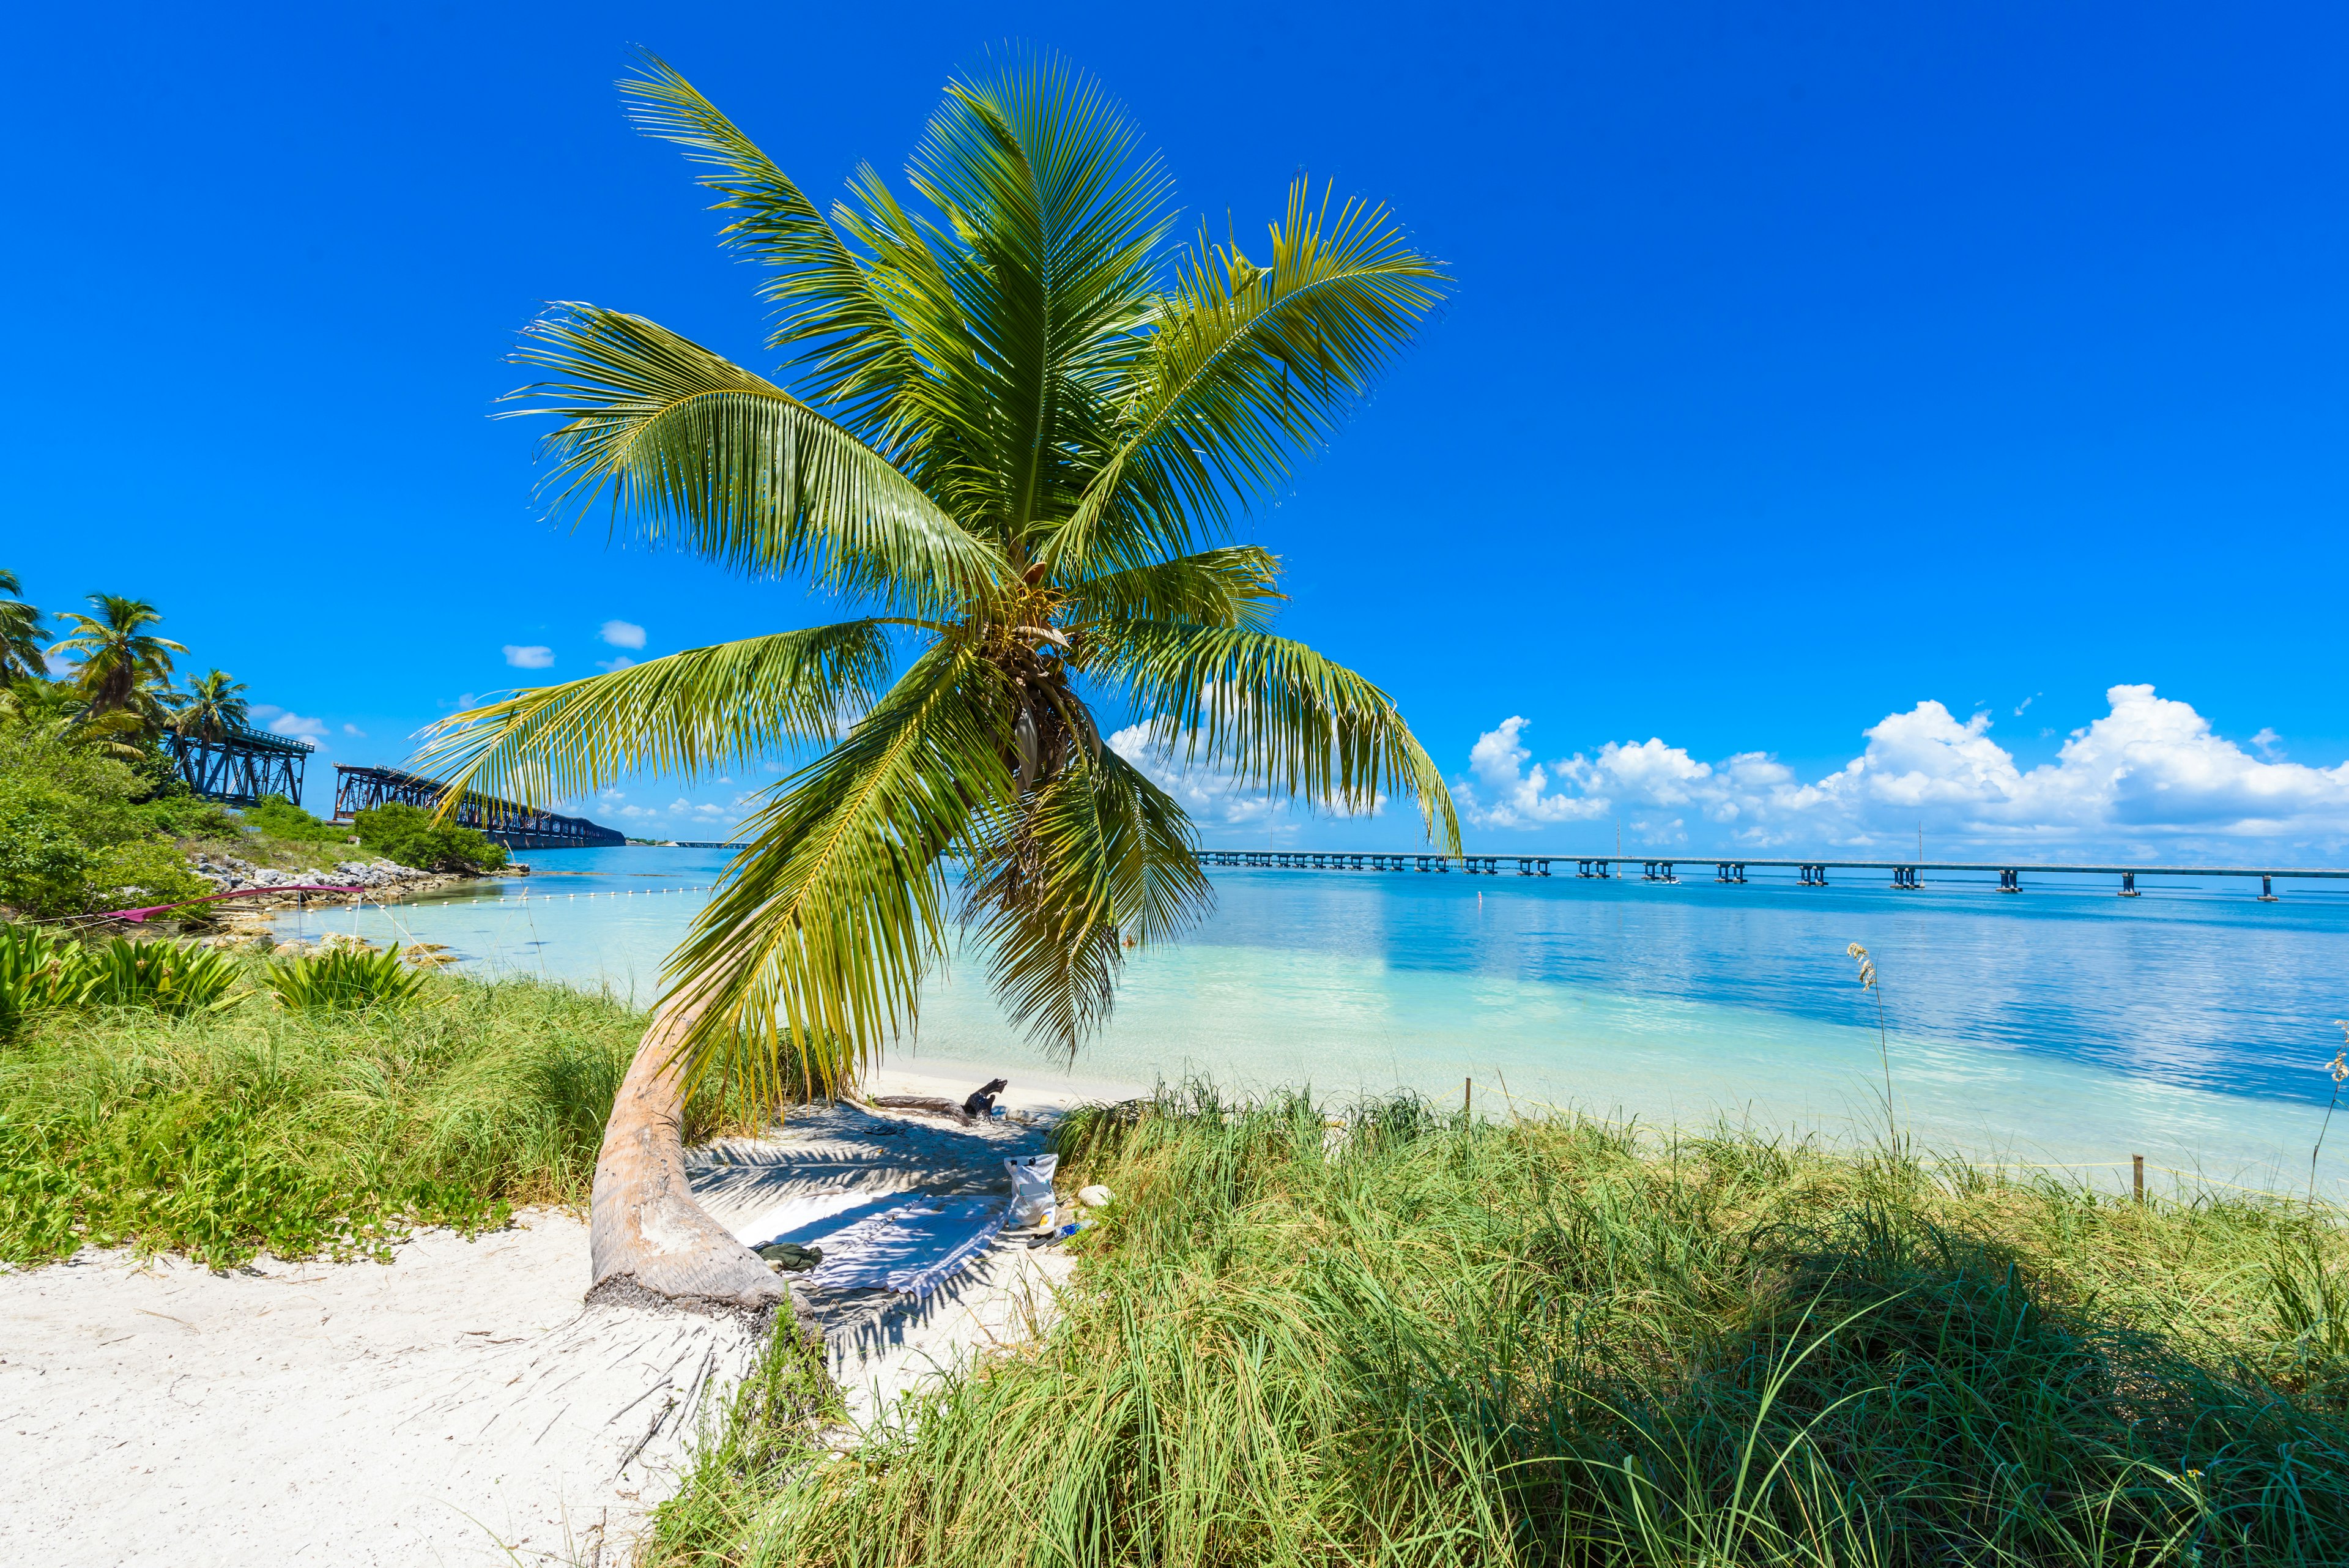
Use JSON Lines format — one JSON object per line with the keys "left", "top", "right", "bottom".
{"left": 275, "top": 852, "right": 2349, "bottom": 1192}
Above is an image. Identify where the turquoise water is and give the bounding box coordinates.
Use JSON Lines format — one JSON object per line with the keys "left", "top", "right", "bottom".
{"left": 275, "top": 848, "right": 2349, "bottom": 1198}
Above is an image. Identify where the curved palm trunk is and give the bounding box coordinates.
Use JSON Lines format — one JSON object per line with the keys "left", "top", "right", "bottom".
{"left": 587, "top": 994, "right": 792, "bottom": 1320}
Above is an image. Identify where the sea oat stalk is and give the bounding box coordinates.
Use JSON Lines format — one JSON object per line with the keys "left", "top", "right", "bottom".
{"left": 2311, "top": 1022, "right": 2349, "bottom": 1204}
{"left": 1849, "top": 942, "right": 1895, "bottom": 1147}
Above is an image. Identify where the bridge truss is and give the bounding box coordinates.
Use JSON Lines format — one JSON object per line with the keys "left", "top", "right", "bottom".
{"left": 332, "top": 765, "right": 626, "bottom": 850}
{"left": 167, "top": 724, "right": 311, "bottom": 808}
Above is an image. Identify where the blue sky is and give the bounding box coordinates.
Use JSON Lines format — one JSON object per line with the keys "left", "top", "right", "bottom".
{"left": 6, "top": 3, "right": 2345, "bottom": 857}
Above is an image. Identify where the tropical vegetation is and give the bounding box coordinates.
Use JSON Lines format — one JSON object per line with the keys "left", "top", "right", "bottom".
{"left": 350, "top": 800, "right": 508, "bottom": 874}
{"left": 240, "top": 792, "right": 347, "bottom": 845}
{"left": 172, "top": 668, "right": 250, "bottom": 743}
{"left": 46, "top": 593, "right": 188, "bottom": 751}
{"left": 0, "top": 575, "right": 495, "bottom": 919}
{"left": 0, "top": 570, "right": 43, "bottom": 685}
{"left": 0, "top": 727, "right": 216, "bottom": 918}
{"left": 650, "top": 1086, "right": 2349, "bottom": 1568}
{"left": 264, "top": 942, "right": 429, "bottom": 1011}
{"left": 0, "top": 972, "right": 759, "bottom": 1268}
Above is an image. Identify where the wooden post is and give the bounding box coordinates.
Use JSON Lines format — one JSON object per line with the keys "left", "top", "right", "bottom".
{"left": 1464, "top": 1077, "right": 1472, "bottom": 1118}
{"left": 2132, "top": 1153, "right": 2145, "bottom": 1205}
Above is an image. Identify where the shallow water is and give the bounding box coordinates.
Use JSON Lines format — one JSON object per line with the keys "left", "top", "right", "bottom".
{"left": 275, "top": 849, "right": 2349, "bottom": 1200}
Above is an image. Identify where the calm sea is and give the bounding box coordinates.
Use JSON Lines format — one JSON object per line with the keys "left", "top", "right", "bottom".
{"left": 274, "top": 847, "right": 2349, "bottom": 1200}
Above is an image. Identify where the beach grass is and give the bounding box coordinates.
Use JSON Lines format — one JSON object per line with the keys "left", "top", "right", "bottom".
{"left": 0, "top": 970, "right": 751, "bottom": 1268}
{"left": 651, "top": 1084, "right": 2349, "bottom": 1567}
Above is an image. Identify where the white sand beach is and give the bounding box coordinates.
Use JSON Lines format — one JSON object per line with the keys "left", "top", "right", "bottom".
{"left": 0, "top": 1065, "right": 1119, "bottom": 1567}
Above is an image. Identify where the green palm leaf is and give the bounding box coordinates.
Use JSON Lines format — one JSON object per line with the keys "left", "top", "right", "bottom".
{"left": 907, "top": 57, "right": 1173, "bottom": 544}
{"left": 618, "top": 53, "right": 921, "bottom": 435}
{"left": 1106, "top": 625, "right": 1461, "bottom": 850}
{"left": 962, "top": 743, "right": 1211, "bottom": 1054}
{"left": 1047, "top": 180, "right": 1447, "bottom": 574}
{"left": 413, "top": 621, "right": 897, "bottom": 808}
{"left": 505, "top": 305, "right": 1005, "bottom": 612}
{"left": 661, "top": 641, "right": 1012, "bottom": 1096}
{"left": 1064, "top": 544, "right": 1283, "bottom": 634}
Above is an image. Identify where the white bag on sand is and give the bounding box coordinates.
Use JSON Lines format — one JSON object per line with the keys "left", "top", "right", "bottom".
{"left": 1006, "top": 1153, "right": 1058, "bottom": 1228}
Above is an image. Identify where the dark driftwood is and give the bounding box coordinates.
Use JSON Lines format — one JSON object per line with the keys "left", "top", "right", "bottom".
{"left": 586, "top": 994, "right": 792, "bottom": 1321}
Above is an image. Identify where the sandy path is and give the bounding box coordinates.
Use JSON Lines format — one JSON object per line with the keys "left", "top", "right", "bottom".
{"left": 0, "top": 1063, "right": 1121, "bottom": 1566}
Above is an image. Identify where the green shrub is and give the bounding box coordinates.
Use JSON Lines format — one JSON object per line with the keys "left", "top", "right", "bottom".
{"left": 240, "top": 793, "right": 344, "bottom": 844}
{"left": 0, "top": 927, "right": 63, "bottom": 1038}
{"left": 351, "top": 801, "right": 507, "bottom": 874}
{"left": 77, "top": 938, "right": 245, "bottom": 1014}
{"left": 0, "top": 732, "right": 209, "bottom": 917}
{"left": 1, "top": 931, "right": 246, "bottom": 1035}
{"left": 268, "top": 945, "right": 428, "bottom": 1011}
{"left": 135, "top": 786, "right": 243, "bottom": 841}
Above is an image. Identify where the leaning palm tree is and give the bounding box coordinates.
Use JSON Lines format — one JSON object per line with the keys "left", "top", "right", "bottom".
{"left": 49, "top": 594, "right": 185, "bottom": 730}
{"left": 418, "top": 54, "right": 1459, "bottom": 1313}
{"left": 172, "top": 669, "right": 251, "bottom": 743}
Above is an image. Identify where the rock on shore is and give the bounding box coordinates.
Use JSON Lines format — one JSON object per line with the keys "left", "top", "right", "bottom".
{"left": 187, "top": 855, "right": 492, "bottom": 913}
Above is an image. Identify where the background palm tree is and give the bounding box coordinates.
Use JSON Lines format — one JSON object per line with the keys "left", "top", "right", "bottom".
{"left": 419, "top": 54, "right": 1460, "bottom": 1311}
{"left": 48, "top": 594, "right": 185, "bottom": 737}
{"left": 173, "top": 669, "right": 251, "bottom": 743}
{"left": 0, "top": 570, "right": 45, "bottom": 685}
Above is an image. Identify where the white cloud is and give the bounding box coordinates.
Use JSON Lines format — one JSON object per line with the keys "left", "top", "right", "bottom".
{"left": 1466, "top": 717, "right": 1610, "bottom": 827}
{"left": 266, "top": 712, "right": 330, "bottom": 741}
{"left": 342, "top": 723, "right": 366, "bottom": 738}
{"left": 1110, "top": 716, "right": 1383, "bottom": 833}
{"left": 1456, "top": 685, "right": 2349, "bottom": 856}
{"left": 600, "top": 620, "right": 647, "bottom": 650}
{"left": 503, "top": 645, "right": 555, "bottom": 669}
{"left": 595, "top": 655, "right": 636, "bottom": 672}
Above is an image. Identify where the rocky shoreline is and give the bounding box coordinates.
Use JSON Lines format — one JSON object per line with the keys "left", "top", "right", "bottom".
{"left": 187, "top": 853, "right": 516, "bottom": 918}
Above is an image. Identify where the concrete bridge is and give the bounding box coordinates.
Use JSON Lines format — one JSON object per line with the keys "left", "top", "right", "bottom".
{"left": 1193, "top": 850, "right": 2349, "bottom": 901}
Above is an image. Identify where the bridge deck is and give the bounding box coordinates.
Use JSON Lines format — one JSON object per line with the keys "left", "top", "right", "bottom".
{"left": 1193, "top": 850, "right": 2347, "bottom": 891}
{"left": 332, "top": 765, "right": 624, "bottom": 851}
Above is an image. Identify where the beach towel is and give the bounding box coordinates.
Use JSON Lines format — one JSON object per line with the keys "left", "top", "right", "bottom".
{"left": 725, "top": 1188, "right": 890, "bottom": 1250}
{"left": 732, "top": 1192, "right": 1007, "bottom": 1299}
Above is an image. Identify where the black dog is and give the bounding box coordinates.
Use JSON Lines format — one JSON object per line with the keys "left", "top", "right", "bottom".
{"left": 962, "top": 1077, "right": 1009, "bottom": 1117}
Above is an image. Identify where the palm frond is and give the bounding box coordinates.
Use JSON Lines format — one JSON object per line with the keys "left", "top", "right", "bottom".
{"left": 619, "top": 53, "right": 921, "bottom": 434}
{"left": 659, "top": 642, "right": 1012, "bottom": 1098}
{"left": 1064, "top": 545, "right": 1283, "bottom": 636}
{"left": 1105, "top": 625, "right": 1461, "bottom": 850}
{"left": 961, "top": 743, "right": 1210, "bottom": 1055}
{"left": 1047, "top": 179, "right": 1447, "bottom": 574}
{"left": 505, "top": 305, "right": 1006, "bottom": 612}
{"left": 412, "top": 621, "right": 897, "bottom": 808}
{"left": 908, "top": 54, "right": 1173, "bottom": 544}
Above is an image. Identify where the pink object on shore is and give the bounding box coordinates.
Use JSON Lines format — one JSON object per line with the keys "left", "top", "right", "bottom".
{"left": 100, "top": 885, "right": 365, "bottom": 923}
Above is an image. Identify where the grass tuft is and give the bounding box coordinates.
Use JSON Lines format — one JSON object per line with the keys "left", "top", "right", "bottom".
{"left": 650, "top": 1083, "right": 2349, "bottom": 1567}
{"left": 0, "top": 970, "right": 755, "bottom": 1268}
